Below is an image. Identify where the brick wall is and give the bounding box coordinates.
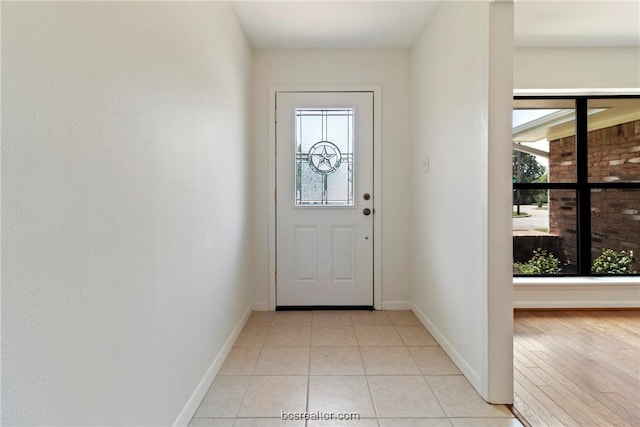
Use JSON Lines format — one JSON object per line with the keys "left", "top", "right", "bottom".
{"left": 549, "top": 119, "right": 640, "bottom": 269}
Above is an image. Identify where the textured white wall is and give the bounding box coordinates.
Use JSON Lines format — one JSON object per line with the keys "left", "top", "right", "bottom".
{"left": 411, "top": 1, "right": 513, "bottom": 403}
{"left": 2, "top": 2, "right": 253, "bottom": 425}
{"left": 251, "top": 49, "right": 413, "bottom": 308}
{"left": 514, "top": 47, "right": 640, "bottom": 89}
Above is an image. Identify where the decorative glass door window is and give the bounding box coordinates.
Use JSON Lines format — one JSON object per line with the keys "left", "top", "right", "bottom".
{"left": 294, "top": 108, "right": 355, "bottom": 206}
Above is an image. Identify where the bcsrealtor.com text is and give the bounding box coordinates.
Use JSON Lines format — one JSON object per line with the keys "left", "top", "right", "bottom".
{"left": 281, "top": 410, "right": 361, "bottom": 421}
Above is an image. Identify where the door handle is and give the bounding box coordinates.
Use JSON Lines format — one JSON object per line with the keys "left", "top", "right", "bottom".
{"left": 363, "top": 208, "right": 371, "bottom": 216}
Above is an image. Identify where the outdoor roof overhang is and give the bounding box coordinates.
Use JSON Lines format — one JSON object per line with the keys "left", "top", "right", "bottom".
{"left": 512, "top": 101, "right": 640, "bottom": 158}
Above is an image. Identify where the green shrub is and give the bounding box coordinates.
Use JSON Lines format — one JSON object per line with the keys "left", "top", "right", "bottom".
{"left": 591, "top": 249, "right": 637, "bottom": 274}
{"left": 514, "top": 249, "right": 562, "bottom": 275}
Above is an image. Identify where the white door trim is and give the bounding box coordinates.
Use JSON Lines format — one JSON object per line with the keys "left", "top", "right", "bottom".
{"left": 268, "top": 85, "right": 382, "bottom": 310}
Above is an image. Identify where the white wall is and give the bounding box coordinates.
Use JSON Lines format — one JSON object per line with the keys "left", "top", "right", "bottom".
{"left": 411, "top": 1, "right": 514, "bottom": 403}
{"left": 251, "top": 49, "right": 413, "bottom": 309}
{"left": 514, "top": 47, "right": 640, "bottom": 89}
{"left": 2, "top": 2, "right": 253, "bottom": 425}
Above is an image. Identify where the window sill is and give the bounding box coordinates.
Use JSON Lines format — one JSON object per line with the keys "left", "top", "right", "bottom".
{"left": 513, "top": 277, "right": 640, "bottom": 309}
{"left": 514, "top": 276, "right": 640, "bottom": 287}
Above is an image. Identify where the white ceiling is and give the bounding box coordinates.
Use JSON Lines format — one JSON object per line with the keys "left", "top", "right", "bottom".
{"left": 514, "top": 0, "right": 640, "bottom": 47}
{"left": 230, "top": 1, "right": 440, "bottom": 49}
{"left": 231, "top": 0, "right": 640, "bottom": 50}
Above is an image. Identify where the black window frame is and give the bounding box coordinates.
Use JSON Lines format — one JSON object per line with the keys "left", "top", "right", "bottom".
{"left": 513, "top": 95, "right": 640, "bottom": 277}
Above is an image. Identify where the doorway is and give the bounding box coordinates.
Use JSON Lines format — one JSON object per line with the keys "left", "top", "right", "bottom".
{"left": 275, "top": 91, "right": 375, "bottom": 307}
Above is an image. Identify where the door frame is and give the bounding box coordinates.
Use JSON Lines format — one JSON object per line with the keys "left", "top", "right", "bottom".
{"left": 268, "top": 85, "right": 382, "bottom": 311}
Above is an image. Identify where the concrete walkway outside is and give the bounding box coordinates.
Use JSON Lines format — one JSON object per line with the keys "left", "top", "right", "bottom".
{"left": 513, "top": 204, "right": 549, "bottom": 235}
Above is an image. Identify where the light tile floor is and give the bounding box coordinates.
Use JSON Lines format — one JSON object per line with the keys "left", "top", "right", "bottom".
{"left": 190, "top": 310, "right": 523, "bottom": 427}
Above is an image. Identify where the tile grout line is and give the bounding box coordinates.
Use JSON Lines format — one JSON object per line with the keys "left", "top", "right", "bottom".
{"left": 357, "top": 313, "right": 382, "bottom": 423}
{"left": 232, "top": 319, "right": 270, "bottom": 421}
{"left": 405, "top": 335, "right": 427, "bottom": 377}
{"left": 422, "top": 373, "right": 450, "bottom": 419}
{"left": 306, "top": 312, "right": 315, "bottom": 427}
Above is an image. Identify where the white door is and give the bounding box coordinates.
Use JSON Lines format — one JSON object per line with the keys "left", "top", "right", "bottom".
{"left": 276, "top": 91, "right": 374, "bottom": 307}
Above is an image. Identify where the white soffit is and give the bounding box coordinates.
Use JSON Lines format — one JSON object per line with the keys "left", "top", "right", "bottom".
{"left": 230, "top": 1, "right": 441, "bottom": 49}
{"left": 515, "top": 0, "right": 640, "bottom": 47}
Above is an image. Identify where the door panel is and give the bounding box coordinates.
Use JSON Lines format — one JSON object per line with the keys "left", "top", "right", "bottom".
{"left": 332, "top": 225, "right": 355, "bottom": 282}
{"left": 294, "top": 226, "right": 317, "bottom": 282}
{"left": 276, "top": 92, "right": 374, "bottom": 306}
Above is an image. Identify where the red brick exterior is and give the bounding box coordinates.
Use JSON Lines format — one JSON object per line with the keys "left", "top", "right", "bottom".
{"left": 549, "top": 119, "right": 640, "bottom": 267}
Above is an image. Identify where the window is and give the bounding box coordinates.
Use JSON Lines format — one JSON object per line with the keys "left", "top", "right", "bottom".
{"left": 294, "top": 108, "right": 355, "bottom": 206}
{"left": 513, "top": 96, "right": 640, "bottom": 276}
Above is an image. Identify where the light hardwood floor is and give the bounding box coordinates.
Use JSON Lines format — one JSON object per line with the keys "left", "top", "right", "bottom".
{"left": 514, "top": 310, "right": 640, "bottom": 427}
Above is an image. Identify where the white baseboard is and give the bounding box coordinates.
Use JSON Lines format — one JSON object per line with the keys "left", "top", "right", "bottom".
{"left": 515, "top": 300, "right": 639, "bottom": 309}
{"left": 514, "top": 278, "right": 640, "bottom": 309}
{"left": 251, "top": 302, "right": 270, "bottom": 311}
{"left": 172, "top": 305, "right": 252, "bottom": 427}
{"left": 411, "top": 303, "right": 482, "bottom": 392}
{"left": 381, "top": 300, "right": 412, "bottom": 310}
